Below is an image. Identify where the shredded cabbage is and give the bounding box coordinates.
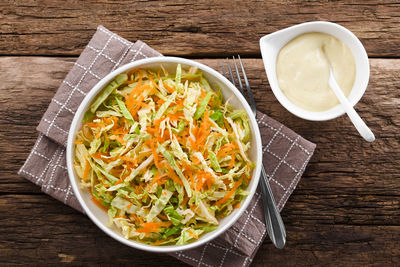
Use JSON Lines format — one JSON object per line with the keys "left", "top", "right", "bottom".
{"left": 73, "top": 65, "right": 254, "bottom": 246}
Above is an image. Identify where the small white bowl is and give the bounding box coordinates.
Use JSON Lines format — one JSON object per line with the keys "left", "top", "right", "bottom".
{"left": 260, "top": 21, "right": 370, "bottom": 121}
{"left": 66, "top": 57, "right": 262, "bottom": 253}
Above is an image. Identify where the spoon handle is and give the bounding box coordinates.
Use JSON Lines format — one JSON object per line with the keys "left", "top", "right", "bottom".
{"left": 328, "top": 73, "right": 375, "bottom": 142}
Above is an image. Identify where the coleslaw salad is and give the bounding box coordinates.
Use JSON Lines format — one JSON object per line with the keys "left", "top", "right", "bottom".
{"left": 66, "top": 57, "right": 262, "bottom": 252}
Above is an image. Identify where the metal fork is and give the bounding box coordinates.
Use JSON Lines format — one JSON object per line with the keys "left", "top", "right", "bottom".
{"left": 222, "top": 56, "right": 286, "bottom": 249}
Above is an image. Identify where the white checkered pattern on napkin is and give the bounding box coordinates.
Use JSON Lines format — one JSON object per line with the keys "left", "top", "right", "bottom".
{"left": 19, "top": 25, "right": 316, "bottom": 267}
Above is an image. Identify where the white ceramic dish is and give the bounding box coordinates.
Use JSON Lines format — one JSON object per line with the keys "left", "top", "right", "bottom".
{"left": 66, "top": 57, "right": 262, "bottom": 253}
{"left": 260, "top": 21, "right": 370, "bottom": 121}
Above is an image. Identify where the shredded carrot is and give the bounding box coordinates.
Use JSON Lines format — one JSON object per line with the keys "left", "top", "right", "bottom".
{"left": 149, "top": 141, "right": 161, "bottom": 169}
{"left": 157, "top": 178, "right": 168, "bottom": 186}
{"left": 114, "top": 135, "right": 127, "bottom": 145}
{"left": 86, "top": 122, "right": 100, "bottom": 128}
{"left": 196, "top": 177, "right": 205, "bottom": 191}
{"left": 151, "top": 172, "right": 167, "bottom": 186}
{"left": 189, "top": 137, "right": 197, "bottom": 150}
{"left": 156, "top": 98, "right": 165, "bottom": 106}
{"left": 208, "top": 95, "right": 216, "bottom": 107}
{"left": 92, "top": 152, "right": 106, "bottom": 159}
{"left": 111, "top": 116, "right": 119, "bottom": 126}
{"left": 195, "top": 110, "right": 211, "bottom": 151}
{"left": 171, "top": 105, "right": 180, "bottom": 114}
{"left": 126, "top": 72, "right": 143, "bottom": 116}
{"left": 91, "top": 196, "right": 108, "bottom": 212}
{"left": 136, "top": 222, "right": 171, "bottom": 236}
{"left": 127, "top": 69, "right": 136, "bottom": 77}
{"left": 243, "top": 173, "right": 251, "bottom": 183}
{"left": 160, "top": 65, "right": 168, "bottom": 76}
{"left": 182, "top": 161, "right": 193, "bottom": 171}
{"left": 229, "top": 151, "right": 236, "bottom": 168}
{"left": 190, "top": 204, "right": 197, "bottom": 211}
{"left": 157, "top": 213, "right": 169, "bottom": 221}
{"left": 130, "top": 214, "right": 144, "bottom": 224}
{"left": 187, "top": 171, "right": 195, "bottom": 188}
{"left": 183, "top": 162, "right": 195, "bottom": 188}
{"left": 111, "top": 167, "right": 124, "bottom": 176}
{"left": 82, "top": 159, "right": 90, "bottom": 181}
{"left": 217, "top": 143, "right": 237, "bottom": 157}
{"left": 153, "top": 118, "right": 164, "bottom": 127}
{"left": 151, "top": 238, "right": 168, "bottom": 246}
{"left": 225, "top": 120, "right": 232, "bottom": 133}
{"left": 112, "top": 127, "right": 128, "bottom": 135}
{"left": 182, "top": 196, "right": 190, "bottom": 207}
{"left": 166, "top": 164, "right": 183, "bottom": 185}
{"left": 214, "top": 179, "right": 242, "bottom": 206}
{"left": 128, "top": 94, "right": 146, "bottom": 118}
{"left": 167, "top": 112, "right": 184, "bottom": 121}
{"left": 130, "top": 214, "right": 139, "bottom": 222}
{"left": 137, "top": 84, "right": 153, "bottom": 96}
{"left": 206, "top": 175, "right": 212, "bottom": 189}
{"left": 73, "top": 66, "right": 255, "bottom": 245}
{"left": 205, "top": 172, "right": 214, "bottom": 190}
{"left": 130, "top": 97, "right": 150, "bottom": 108}
{"left": 118, "top": 156, "right": 138, "bottom": 164}
{"left": 163, "top": 81, "right": 175, "bottom": 93}
{"left": 187, "top": 229, "right": 199, "bottom": 239}
{"left": 191, "top": 155, "right": 200, "bottom": 165}
{"left": 138, "top": 216, "right": 144, "bottom": 224}
{"left": 200, "top": 89, "right": 206, "bottom": 98}
{"left": 82, "top": 126, "right": 93, "bottom": 140}
{"left": 195, "top": 171, "right": 213, "bottom": 191}
{"left": 103, "top": 117, "right": 113, "bottom": 125}
{"left": 135, "top": 185, "right": 143, "bottom": 195}
{"left": 126, "top": 161, "right": 136, "bottom": 170}
{"left": 148, "top": 74, "right": 159, "bottom": 89}
{"left": 124, "top": 80, "right": 136, "bottom": 84}
{"left": 114, "top": 172, "right": 129, "bottom": 186}
{"left": 222, "top": 179, "right": 231, "bottom": 185}
{"left": 157, "top": 71, "right": 163, "bottom": 86}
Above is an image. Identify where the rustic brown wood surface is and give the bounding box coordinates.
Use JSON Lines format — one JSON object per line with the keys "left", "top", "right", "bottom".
{"left": 1, "top": 1, "right": 400, "bottom": 57}
{"left": 1, "top": 1, "right": 399, "bottom": 266}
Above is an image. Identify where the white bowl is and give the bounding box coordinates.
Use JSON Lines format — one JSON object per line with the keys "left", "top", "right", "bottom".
{"left": 260, "top": 21, "right": 370, "bottom": 121}
{"left": 66, "top": 57, "right": 262, "bottom": 253}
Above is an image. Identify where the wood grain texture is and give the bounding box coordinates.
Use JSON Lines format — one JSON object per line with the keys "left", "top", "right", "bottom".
{"left": 1, "top": 57, "right": 399, "bottom": 195}
{"left": 1, "top": 195, "right": 399, "bottom": 266}
{"left": 0, "top": 0, "right": 399, "bottom": 57}
{"left": 1, "top": 1, "right": 399, "bottom": 265}
{"left": 0, "top": 57, "right": 399, "bottom": 266}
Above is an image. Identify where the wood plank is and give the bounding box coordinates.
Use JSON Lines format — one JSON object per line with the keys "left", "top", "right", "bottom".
{"left": 253, "top": 225, "right": 400, "bottom": 266}
{"left": 0, "top": 194, "right": 185, "bottom": 266}
{"left": 0, "top": 1, "right": 399, "bottom": 57}
{"left": 0, "top": 57, "right": 399, "bottom": 196}
{"left": 0, "top": 194, "right": 399, "bottom": 266}
{"left": 0, "top": 57, "right": 76, "bottom": 193}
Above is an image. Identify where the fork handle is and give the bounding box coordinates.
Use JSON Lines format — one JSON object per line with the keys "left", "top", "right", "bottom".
{"left": 259, "top": 165, "right": 286, "bottom": 249}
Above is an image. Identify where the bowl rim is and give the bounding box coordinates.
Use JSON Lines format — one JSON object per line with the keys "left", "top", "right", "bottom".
{"left": 66, "top": 56, "right": 262, "bottom": 253}
{"left": 259, "top": 21, "right": 370, "bottom": 121}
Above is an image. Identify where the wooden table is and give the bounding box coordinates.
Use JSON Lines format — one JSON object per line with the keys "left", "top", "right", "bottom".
{"left": 1, "top": 1, "right": 399, "bottom": 266}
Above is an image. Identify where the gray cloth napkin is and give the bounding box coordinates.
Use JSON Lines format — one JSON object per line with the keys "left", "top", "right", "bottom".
{"left": 18, "top": 26, "right": 316, "bottom": 267}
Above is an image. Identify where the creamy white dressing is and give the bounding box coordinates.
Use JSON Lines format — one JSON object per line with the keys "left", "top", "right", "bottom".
{"left": 276, "top": 32, "right": 356, "bottom": 111}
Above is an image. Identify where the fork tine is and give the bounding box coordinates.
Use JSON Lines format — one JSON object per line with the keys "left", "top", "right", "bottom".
{"left": 232, "top": 56, "right": 245, "bottom": 95}
{"left": 237, "top": 55, "right": 257, "bottom": 116}
{"left": 221, "top": 62, "right": 227, "bottom": 79}
{"left": 225, "top": 59, "right": 236, "bottom": 87}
